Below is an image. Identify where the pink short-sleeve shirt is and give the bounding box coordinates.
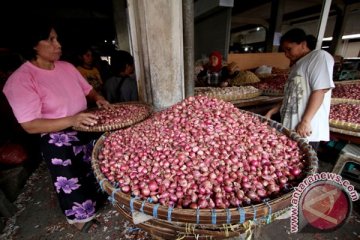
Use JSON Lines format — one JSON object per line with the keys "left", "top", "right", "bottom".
{"left": 3, "top": 61, "right": 92, "bottom": 123}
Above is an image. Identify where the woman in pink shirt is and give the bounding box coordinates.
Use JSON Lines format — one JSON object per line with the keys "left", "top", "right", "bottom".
{"left": 3, "top": 23, "right": 110, "bottom": 232}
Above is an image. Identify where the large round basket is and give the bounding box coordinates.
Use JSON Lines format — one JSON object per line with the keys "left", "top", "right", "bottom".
{"left": 195, "top": 87, "right": 262, "bottom": 101}
{"left": 91, "top": 114, "right": 318, "bottom": 239}
{"left": 73, "top": 102, "right": 152, "bottom": 132}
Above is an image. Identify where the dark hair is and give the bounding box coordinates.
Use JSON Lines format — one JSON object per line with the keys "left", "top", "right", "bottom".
{"left": 110, "top": 50, "right": 134, "bottom": 74}
{"left": 78, "top": 45, "right": 94, "bottom": 57}
{"left": 22, "top": 21, "right": 57, "bottom": 60}
{"left": 305, "top": 35, "right": 317, "bottom": 51}
{"left": 280, "top": 28, "right": 317, "bottom": 50}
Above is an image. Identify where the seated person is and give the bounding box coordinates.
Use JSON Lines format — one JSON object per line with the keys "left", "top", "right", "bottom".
{"left": 76, "top": 47, "right": 103, "bottom": 93}
{"left": 104, "top": 50, "right": 138, "bottom": 103}
{"left": 196, "top": 51, "right": 231, "bottom": 87}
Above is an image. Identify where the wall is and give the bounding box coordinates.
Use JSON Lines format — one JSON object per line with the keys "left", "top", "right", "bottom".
{"left": 227, "top": 52, "right": 290, "bottom": 70}
{"left": 195, "top": 8, "right": 232, "bottom": 61}
{"left": 341, "top": 41, "right": 360, "bottom": 58}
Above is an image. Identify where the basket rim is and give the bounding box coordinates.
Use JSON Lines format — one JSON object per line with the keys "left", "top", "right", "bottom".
{"left": 331, "top": 98, "right": 360, "bottom": 104}
{"left": 195, "top": 90, "right": 262, "bottom": 101}
{"left": 330, "top": 127, "right": 360, "bottom": 137}
{"left": 260, "top": 89, "right": 284, "bottom": 96}
{"left": 329, "top": 120, "right": 360, "bottom": 132}
{"left": 334, "top": 80, "right": 360, "bottom": 85}
{"left": 73, "top": 102, "right": 152, "bottom": 132}
{"left": 91, "top": 111, "right": 318, "bottom": 224}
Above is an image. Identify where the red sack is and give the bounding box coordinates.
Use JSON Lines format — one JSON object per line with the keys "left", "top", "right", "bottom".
{"left": 0, "top": 143, "right": 28, "bottom": 165}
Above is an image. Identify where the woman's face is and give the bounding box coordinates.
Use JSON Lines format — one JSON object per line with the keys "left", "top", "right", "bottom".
{"left": 82, "top": 50, "right": 94, "bottom": 65}
{"left": 34, "top": 28, "right": 62, "bottom": 62}
{"left": 210, "top": 55, "right": 219, "bottom": 67}
{"left": 281, "top": 40, "right": 307, "bottom": 63}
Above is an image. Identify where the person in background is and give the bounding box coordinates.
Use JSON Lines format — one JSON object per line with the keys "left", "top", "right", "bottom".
{"left": 196, "top": 50, "right": 231, "bottom": 87}
{"left": 96, "top": 59, "right": 111, "bottom": 84}
{"left": 103, "top": 50, "right": 138, "bottom": 103}
{"left": 2, "top": 22, "right": 110, "bottom": 233}
{"left": 77, "top": 47, "right": 103, "bottom": 94}
{"left": 265, "top": 28, "right": 335, "bottom": 152}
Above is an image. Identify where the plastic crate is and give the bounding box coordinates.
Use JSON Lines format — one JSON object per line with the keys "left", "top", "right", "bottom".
{"left": 332, "top": 144, "right": 360, "bottom": 191}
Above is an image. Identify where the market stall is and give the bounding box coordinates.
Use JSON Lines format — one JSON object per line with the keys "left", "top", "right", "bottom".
{"left": 193, "top": 85, "right": 283, "bottom": 115}
{"left": 224, "top": 53, "right": 288, "bottom": 114}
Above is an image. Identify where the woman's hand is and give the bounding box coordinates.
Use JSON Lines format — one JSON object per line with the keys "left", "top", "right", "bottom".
{"left": 87, "top": 89, "right": 112, "bottom": 109}
{"left": 295, "top": 119, "right": 312, "bottom": 137}
{"left": 72, "top": 112, "right": 99, "bottom": 130}
{"left": 96, "top": 98, "right": 112, "bottom": 109}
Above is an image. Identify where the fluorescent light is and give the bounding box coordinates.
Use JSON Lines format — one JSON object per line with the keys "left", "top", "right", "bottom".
{"left": 322, "top": 34, "right": 360, "bottom": 41}
{"left": 323, "top": 37, "right": 333, "bottom": 41}
{"left": 322, "top": 46, "right": 329, "bottom": 48}
{"left": 342, "top": 34, "right": 360, "bottom": 39}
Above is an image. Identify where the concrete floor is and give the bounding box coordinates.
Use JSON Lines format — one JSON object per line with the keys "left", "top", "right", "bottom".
{"left": 1, "top": 144, "right": 360, "bottom": 240}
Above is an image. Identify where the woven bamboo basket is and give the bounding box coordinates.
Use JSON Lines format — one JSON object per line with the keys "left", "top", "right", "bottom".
{"left": 112, "top": 203, "right": 291, "bottom": 239}
{"left": 231, "top": 71, "right": 261, "bottom": 86}
{"left": 194, "top": 87, "right": 262, "bottom": 101}
{"left": 330, "top": 102, "right": 360, "bottom": 132}
{"left": 334, "top": 80, "right": 360, "bottom": 85}
{"left": 91, "top": 114, "right": 318, "bottom": 239}
{"left": 204, "top": 91, "right": 262, "bottom": 102}
{"left": 73, "top": 102, "right": 152, "bottom": 132}
{"left": 330, "top": 127, "right": 360, "bottom": 137}
{"left": 329, "top": 120, "right": 360, "bottom": 132}
{"left": 331, "top": 98, "right": 360, "bottom": 104}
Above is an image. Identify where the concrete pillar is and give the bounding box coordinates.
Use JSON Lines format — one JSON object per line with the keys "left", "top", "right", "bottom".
{"left": 183, "top": 0, "right": 195, "bottom": 98}
{"left": 265, "top": 0, "right": 284, "bottom": 53}
{"left": 112, "top": 0, "right": 131, "bottom": 52}
{"left": 127, "top": 0, "right": 184, "bottom": 110}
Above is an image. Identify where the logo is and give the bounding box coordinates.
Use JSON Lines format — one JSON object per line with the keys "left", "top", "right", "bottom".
{"left": 290, "top": 172, "right": 358, "bottom": 233}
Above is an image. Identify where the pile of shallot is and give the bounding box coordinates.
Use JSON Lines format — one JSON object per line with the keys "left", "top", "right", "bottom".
{"left": 251, "top": 74, "right": 288, "bottom": 93}
{"left": 98, "top": 96, "right": 306, "bottom": 209}
{"left": 330, "top": 103, "right": 360, "bottom": 124}
{"left": 92, "top": 104, "right": 149, "bottom": 125}
{"left": 332, "top": 83, "right": 360, "bottom": 100}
